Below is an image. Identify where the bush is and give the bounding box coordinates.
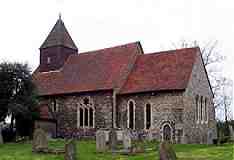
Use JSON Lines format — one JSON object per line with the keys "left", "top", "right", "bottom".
{"left": 218, "top": 136, "right": 230, "bottom": 145}
{"left": 2, "top": 126, "right": 16, "bottom": 142}
{"left": 213, "top": 139, "right": 218, "bottom": 145}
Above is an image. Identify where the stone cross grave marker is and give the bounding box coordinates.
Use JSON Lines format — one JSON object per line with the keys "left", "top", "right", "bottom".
{"left": 64, "top": 139, "right": 77, "bottom": 160}
{"left": 123, "top": 130, "right": 131, "bottom": 150}
{"left": 109, "top": 128, "right": 117, "bottom": 151}
{"left": 32, "top": 128, "right": 48, "bottom": 152}
{"left": 96, "top": 130, "right": 106, "bottom": 152}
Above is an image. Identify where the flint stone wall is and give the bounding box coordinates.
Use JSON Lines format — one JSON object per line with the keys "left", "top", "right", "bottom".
{"left": 38, "top": 91, "right": 113, "bottom": 138}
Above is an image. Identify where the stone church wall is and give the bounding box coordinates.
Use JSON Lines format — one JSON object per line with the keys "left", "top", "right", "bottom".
{"left": 182, "top": 51, "right": 217, "bottom": 144}
{"left": 116, "top": 91, "right": 184, "bottom": 142}
{"left": 116, "top": 51, "right": 216, "bottom": 144}
{"left": 38, "top": 90, "right": 113, "bottom": 138}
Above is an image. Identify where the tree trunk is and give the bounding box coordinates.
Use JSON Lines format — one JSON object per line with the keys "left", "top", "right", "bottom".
{"left": 10, "top": 114, "right": 14, "bottom": 132}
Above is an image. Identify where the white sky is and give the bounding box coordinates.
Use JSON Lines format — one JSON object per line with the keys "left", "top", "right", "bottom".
{"left": 0, "top": 0, "right": 233, "bottom": 119}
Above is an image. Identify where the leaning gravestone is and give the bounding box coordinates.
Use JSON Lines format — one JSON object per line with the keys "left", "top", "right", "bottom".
{"left": 123, "top": 130, "right": 131, "bottom": 150}
{"left": 32, "top": 128, "right": 48, "bottom": 152}
{"left": 64, "top": 139, "right": 77, "bottom": 160}
{"left": 0, "top": 124, "right": 3, "bottom": 144}
{"left": 96, "top": 130, "right": 106, "bottom": 152}
{"left": 159, "top": 141, "right": 177, "bottom": 160}
{"left": 109, "top": 128, "right": 117, "bottom": 151}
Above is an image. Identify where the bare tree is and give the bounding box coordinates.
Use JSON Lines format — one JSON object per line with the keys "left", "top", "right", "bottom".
{"left": 214, "top": 77, "right": 233, "bottom": 122}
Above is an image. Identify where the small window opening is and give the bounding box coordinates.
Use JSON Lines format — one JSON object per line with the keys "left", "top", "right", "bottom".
{"left": 47, "top": 57, "right": 51, "bottom": 64}
{"left": 146, "top": 103, "right": 151, "bottom": 129}
{"left": 84, "top": 108, "right": 89, "bottom": 126}
{"left": 129, "top": 101, "right": 134, "bottom": 129}
{"left": 80, "top": 108, "right": 84, "bottom": 127}
{"left": 89, "top": 108, "right": 94, "bottom": 127}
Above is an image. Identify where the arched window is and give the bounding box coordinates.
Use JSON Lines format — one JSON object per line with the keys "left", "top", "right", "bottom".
{"left": 195, "top": 95, "right": 199, "bottom": 122}
{"left": 128, "top": 100, "right": 135, "bottom": 129}
{"left": 145, "top": 103, "right": 151, "bottom": 129}
{"left": 51, "top": 98, "right": 57, "bottom": 112}
{"left": 79, "top": 108, "right": 84, "bottom": 127}
{"left": 84, "top": 108, "right": 89, "bottom": 127}
{"left": 78, "top": 97, "right": 95, "bottom": 128}
{"left": 200, "top": 96, "right": 203, "bottom": 121}
{"left": 204, "top": 98, "right": 207, "bottom": 122}
{"left": 89, "top": 108, "right": 94, "bottom": 127}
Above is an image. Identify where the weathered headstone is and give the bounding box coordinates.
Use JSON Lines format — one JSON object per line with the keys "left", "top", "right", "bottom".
{"left": 159, "top": 141, "right": 177, "bottom": 160}
{"left": 123, "top": 130, "right": 131, "bottom": 150}
{"left": 0, "top": 124, "right": 3, "bottom": 144}
{"left": 32, "top": 128, "right": 48, "bottom": 152}
{"left": 96, "top": 130, "right": 106, "bottom": 152}
{"left": 207, "top": 130, "right": 213, "bottom": 144}
{"left": 229, "top": 125, "right": 234, "bottom": 140}
{"left": 64, "top": 139, "right": 76, "bottom": 160}
{"left": 109, "top": 128, "right": 117, "bottom": 150}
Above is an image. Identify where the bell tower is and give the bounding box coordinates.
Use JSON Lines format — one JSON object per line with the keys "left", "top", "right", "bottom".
{"left": 39, "top": 16, "right": 78, "bottom": 72}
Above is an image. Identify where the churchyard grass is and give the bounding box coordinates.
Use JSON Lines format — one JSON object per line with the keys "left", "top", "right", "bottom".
{"left": 0, "top": 139, "right": 233, "bottom": 160}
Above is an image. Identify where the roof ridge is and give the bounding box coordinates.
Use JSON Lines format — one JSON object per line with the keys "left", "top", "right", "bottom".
{"left": 144, "top": 47, "right": 200, "bottom": 56}
{"left": 77, "top": 41, "right": 141, "bottom": 55}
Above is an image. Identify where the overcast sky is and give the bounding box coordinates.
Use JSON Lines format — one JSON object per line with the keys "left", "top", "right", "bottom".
{"left": 0, "top": 0, "right": 233, "bottom": 118}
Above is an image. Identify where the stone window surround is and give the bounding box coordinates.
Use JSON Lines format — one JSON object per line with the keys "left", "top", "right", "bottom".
{"left": 204, "top": 98, "right": 208, "bottom": 124}
{"left": 47, "top": 57, "right": 51, "bottom": 64}
{"left": 127, "top": 99, "right": 136, "bottom": 130}
{"left": 196, "top": 95, "right": 209, "bottom": 124}
{"left": 144, "top": 102, "right": 153, "bottom": 130}
{"left": 77, "top": 97, "right": 95, "bottom": 128}
{"left": 51, "top": 98, "right": 58, "bottom": 112}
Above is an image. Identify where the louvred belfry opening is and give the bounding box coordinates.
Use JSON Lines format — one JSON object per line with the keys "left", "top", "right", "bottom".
{"left": 39, "top": 16, "right": 78, "bottom": 72}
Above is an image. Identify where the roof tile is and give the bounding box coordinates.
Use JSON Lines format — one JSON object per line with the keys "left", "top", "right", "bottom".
{"left": 120, "top": 47, "right": 198, "bottom": 94}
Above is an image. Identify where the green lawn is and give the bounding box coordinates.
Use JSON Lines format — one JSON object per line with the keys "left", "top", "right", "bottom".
{"left": 0, "top": 140, "right": 233, "bottom": 160}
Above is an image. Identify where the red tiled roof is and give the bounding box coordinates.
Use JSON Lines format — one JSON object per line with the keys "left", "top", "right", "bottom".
{"left": 119, "top": 47, "right": 198, "bottom": 94}
{"left": 33, "top": 42, "right": 142, "bottom": 96}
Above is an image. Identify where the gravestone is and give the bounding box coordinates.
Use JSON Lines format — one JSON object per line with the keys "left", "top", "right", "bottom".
{"left": 32, "top": 128, "right": 48, "bottom": 152}
{"left": 207, "top": 130, "right": 213, "bottom": 144}
{"left": 229, "top": 125, "right": 234, "bottom": 140}
{"left": 159, "top": 141, "right": 177, "bottom": 160}
{"left": 96, "top": 130, "right": 106, "bottom": 152}
{"left": 0, "top": 124, "right": 3, "bottom": 144}
{"left": 109, "top": 128, "right": 117, "bottom": 150}
{"left": 64, "top": 139, "right": 77, "bottom": 160}
{"left": 123, "top": 130, "right": 131, "bottom": 150}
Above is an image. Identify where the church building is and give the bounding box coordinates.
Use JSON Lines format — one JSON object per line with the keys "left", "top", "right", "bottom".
{"left": 33, "top": 17, "right": 217, "bottom": 144}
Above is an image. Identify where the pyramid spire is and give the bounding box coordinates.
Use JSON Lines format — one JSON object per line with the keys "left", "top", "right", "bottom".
{"left": 40, "top": 16, "right": 78, "bottom": 50}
